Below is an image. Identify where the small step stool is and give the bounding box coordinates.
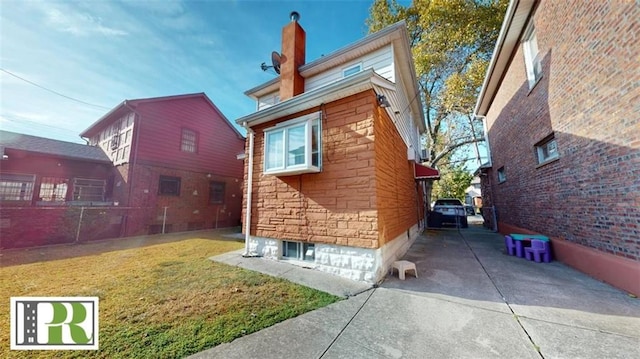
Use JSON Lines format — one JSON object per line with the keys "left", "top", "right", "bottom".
{"left": 391, "top": 260, "right": 418, "bottom": 280}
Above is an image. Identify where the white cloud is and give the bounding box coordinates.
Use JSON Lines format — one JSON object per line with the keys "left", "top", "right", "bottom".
{"left": 44, "top": 7, "right": 128, "bottom": 37}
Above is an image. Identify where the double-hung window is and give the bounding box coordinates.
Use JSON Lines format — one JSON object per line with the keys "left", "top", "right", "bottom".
{"left": 264, "top": 112, "right": 321, "bottom": 176}
{"left": 523, "top": 22, "right": 542, "bottom": 89}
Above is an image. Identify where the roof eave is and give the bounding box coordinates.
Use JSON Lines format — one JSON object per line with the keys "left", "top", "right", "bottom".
{"left": 473, "top": 0, "right": 539, "bottom": 117}
{"left": 237, "top": 69, "right": 382, "bottom": 127}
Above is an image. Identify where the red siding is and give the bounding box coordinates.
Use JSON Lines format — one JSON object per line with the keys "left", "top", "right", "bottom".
{"left": 133, "top": 96, "right": 245, "bottom": 178}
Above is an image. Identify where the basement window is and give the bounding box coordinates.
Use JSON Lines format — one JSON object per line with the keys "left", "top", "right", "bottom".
{"left": 264, "top": 112, "right": 321, "bottom": 176}
{"left": 282, "top": 241, "right": 315, "bottom": 262}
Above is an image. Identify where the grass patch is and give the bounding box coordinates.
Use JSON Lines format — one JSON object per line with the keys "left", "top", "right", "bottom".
{"left": 0, "top": 234, "right": 340, "bottom": 358}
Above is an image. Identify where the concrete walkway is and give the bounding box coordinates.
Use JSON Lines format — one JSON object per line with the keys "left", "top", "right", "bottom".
{"left": 193, "top": 224, "right": 640, "bottom": 359}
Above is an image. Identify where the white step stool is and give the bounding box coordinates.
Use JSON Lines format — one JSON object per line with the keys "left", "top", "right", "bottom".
{"left": 391, "top": 260, "right": 418, "bottom": 280}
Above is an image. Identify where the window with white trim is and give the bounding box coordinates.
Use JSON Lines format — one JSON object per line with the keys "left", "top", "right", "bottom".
{"left": 0, "top": 173, "right": 35, "bottom": 201}
{"left": 282, "top": 241, "right": 315, "bottom": 262}
{"left": 535, "top": 136, "right": 559, "bottom": 164}
{"left": 523, "top": 23, "right": 542, "bottom": 89}
{"left": 343, "top": 63, "right": 362, "bottom": 77}
{"left": 39, "top": 177, "right": 68, "bottom": 202}
{"left": 73, "top": 178, "right": 105, "bottom": 201}
{"left": 181, "top": 128, "right": 197, "bottom": 153}
{"left": 497, "top": 167, "right": 506, "bottom": 183}
{"left": 264, "top": 112, "right": 321, "bottom": 176}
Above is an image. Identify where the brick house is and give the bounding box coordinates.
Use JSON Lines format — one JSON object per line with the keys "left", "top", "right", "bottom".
{"left": 0, "top": 130, "right": 115, "bottom": 248}
{"left": 237, "top": 14, "right": 438, "bottom": 282}
{"left": 80, "top": 93, "right": 245, "bottom": 235}
{"left": 474, "top": 0, "right": 639, "bottom": 295}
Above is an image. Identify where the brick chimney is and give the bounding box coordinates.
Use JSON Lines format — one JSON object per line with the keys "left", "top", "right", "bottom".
{"left": 279, "top": 11, "right": 305, "bottom": 101}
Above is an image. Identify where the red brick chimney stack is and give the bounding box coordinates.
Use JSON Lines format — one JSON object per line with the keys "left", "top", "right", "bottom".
{"left": 279, "top": 11, "right": 305, "bottom": 101}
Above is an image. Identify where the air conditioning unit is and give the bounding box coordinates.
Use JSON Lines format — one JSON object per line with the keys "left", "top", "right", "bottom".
{"left": 110, "top": 135, "right": 119, "bottom": 150}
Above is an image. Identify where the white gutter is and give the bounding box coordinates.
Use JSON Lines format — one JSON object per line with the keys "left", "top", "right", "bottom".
{"left": 242, "top": 122, "right": 255, "bottom": 256}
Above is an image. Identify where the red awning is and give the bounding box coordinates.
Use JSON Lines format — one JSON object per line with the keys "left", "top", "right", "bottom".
{"left": 414, "top": 162, "right": 440, "bottom": 180}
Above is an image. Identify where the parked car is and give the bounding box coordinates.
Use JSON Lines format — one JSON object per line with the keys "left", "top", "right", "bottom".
{"left": 432, "top": 198, "right": 468, "bottom": 228}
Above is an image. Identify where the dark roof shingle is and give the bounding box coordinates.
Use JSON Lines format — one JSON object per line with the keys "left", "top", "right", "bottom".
{"left": 0, "top": 130, "right": 110, "bottom": 163}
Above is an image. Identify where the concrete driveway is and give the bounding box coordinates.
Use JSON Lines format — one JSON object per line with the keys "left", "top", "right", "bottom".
{"left": 194, "top": 224, "right": 640, "bottom": 358}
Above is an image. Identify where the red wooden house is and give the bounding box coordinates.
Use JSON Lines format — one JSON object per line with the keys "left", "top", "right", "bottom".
{"left": 80, "top": 93, "right": 245, "bottom": 235}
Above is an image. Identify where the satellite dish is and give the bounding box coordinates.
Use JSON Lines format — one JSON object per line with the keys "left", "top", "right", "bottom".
{"left": 261, "top": 51, "right": 282, "bottom": 74}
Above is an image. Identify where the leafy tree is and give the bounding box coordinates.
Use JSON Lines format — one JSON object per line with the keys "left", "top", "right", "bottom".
{"left": 432, "top": 164, "right": 473, "bottom": 200}
{"left": 366, "top": 0, "right": 507, "bottom": 169}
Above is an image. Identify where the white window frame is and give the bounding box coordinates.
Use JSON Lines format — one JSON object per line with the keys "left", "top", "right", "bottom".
{"left": 342, "top": 63, "right": 362, "bottom": 77}
{"left": 263, "top": 112, "right": 322, "bottom": 176}
{"left": 535, "top": 136, "right": 559, "bottom": 164}
{"left": 523, "top": 22, "right": 542, "bottom": 89}
{"left": 282, "top": 241, "right": 315, "bottom": 262}
{"left": 497, "top": 167, "right": 506, "bottom": 183}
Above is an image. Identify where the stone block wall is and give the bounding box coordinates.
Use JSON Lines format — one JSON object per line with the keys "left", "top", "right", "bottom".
{"left": 244, "top": 91, "right": 381, "bottom": 249}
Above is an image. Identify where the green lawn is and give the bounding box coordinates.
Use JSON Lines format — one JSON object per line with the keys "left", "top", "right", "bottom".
{"left": 0, "top": 232, "right": 340, "bottom": 358}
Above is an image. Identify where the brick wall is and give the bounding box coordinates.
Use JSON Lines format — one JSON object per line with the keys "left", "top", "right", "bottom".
{"left": 485, "top": 0, "right": 640, "bottom": 260}
{"left": 0, "top": 207, "right": 129, "bottom": 249}
{"left": 125, "top": 164, "right": 243, "bottom": 235}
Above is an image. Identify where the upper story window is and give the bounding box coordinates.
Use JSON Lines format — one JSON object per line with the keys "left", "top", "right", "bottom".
{"left": 181, "top": 128, "right": 198, "bottom": 153}
{"left": 343, "top": 63, "right": 362, "bottom": 77}
{"left": 535, "top": 135, "right": 559, "bottom": 164}
{"left": 264, "top": 112, "right": 322, "bottom": 176}
{"left": 73, "top": 178, "right": 105, "bottom": 202}
{"left": 497, "top": 167, "right": 506, "bottom": 183}
{"left": 0, "top": 173, "right": 35, "bottom": 201}
{"left": 159, "top": 176, "right": 181, "bottom": 196}
{"left": 523, "top": 23, "right": 542, "bottom": 89}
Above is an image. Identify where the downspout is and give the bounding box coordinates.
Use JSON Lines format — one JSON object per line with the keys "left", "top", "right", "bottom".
{"left": 242, "top": 122, "right": 255, "bottom": 257}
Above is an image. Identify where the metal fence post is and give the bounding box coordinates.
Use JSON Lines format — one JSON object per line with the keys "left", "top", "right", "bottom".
{"left": 75, "top": 206, "right": 85, "bottom": 243}
{"left": 162, "top": 206, "right": 168, "bottom": 234}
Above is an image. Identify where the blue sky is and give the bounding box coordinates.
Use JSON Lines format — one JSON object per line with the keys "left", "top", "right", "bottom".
{"left": 1, "top": 0, "right": 387, "bottom": 143}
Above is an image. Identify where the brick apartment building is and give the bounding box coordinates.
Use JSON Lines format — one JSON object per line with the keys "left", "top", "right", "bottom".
{"left": 237, "top": 14, "right": 438, "bottom": 282}
{"left": 474, "top": 0, "right": 639, "bottom": 295}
